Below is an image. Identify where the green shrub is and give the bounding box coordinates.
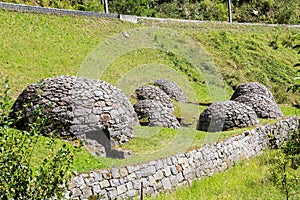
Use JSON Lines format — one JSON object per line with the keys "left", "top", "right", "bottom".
{"left": 2, "top": 0, "right": 104, "bottom": 12}
{"left": 270, "top": 129, "right": 300, "bottom": 199}
{"left": 0, "top": 79, "right": 74, "bottom": 199}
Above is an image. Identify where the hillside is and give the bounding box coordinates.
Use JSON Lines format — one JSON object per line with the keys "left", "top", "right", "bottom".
{"left": 1, "top": 9, "right": 300, "bottom": 199}
{"left": 1, "top": 7, "right": 299, "bottom": 167}
{"left": 1, "top": 10, "right": 299, "bottom": 104}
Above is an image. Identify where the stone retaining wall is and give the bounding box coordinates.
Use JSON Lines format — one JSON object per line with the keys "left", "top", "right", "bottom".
{"left": 66, "top": 116, "right": 299, "bottom": 199}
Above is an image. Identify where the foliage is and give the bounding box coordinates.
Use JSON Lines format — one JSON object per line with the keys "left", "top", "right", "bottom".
{"left": 109, "top": 0, "right": 159, "bottom": 16}
{"left": 1, "top": 10, "right": 300, "bottom": 172}
{"left": 289, "top": 34, "right": 300, "bottom": 93}
{"left": 2, "top": 0, "right": 104, "bottom": 11}
{"left": 108, "top": 0, "right": 299, "bottom": 24}
{"left": 188, "top": 28, "right": 299, "bottom": 104}
{"left": 0, "top": 79, "right": 74, "bottom": 199}
{"left": 269, "top": 129, "right": 300, "bottom": 199}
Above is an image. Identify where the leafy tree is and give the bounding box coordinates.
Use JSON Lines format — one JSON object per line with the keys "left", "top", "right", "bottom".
{"left": 0, "top": 79, "right": 74, "bottom": 199}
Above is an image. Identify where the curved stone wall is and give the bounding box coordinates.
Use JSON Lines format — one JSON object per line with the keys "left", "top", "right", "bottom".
{"left": 65, "top": 117, "right": 299, "bottom": 200}
{"left": 231, "top": 82, "right": 283, "bottom": 119}
{"left": 10, "top": 76, "right": 138, "bottom": 149}
{"left": 154, "top": 79, "right": 186, "bottom": 102}
{"left": 197, "top": 100, "right": 259, "bottom": 132}
{"left": 135, "top": 85, "right": 173, "bottom": 106}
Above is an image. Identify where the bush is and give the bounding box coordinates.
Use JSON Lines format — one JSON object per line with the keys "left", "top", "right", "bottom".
{"left": 270, "top": 127, "right": 300, "bottom": 199}
{"left": 2, "top": 0, "right": 104, "bottom": 12}
{"left": 108, "top": 0, "right": 299, "bottom": 24}
{"left": 0, "top": 79, "right": 74, "bottom": 199}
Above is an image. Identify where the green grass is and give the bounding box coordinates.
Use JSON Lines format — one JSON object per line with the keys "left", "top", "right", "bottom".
{"left": 0, "top": 10, "right": 139, "bottom": 97}
{"left": 1, "top": 10, "right": 299, "bottom": 173}
{"left": 280, "top": 104, "right": 300, "bottom": 117}
{"left": 147, "top": 150, "right": 300, "bottom": 200}
{"left": 65, "top": 117, "right": 281, "bottom": 172}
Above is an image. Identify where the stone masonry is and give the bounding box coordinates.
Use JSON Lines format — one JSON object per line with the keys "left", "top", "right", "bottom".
{"left": 231, "top": 82, "right": 283, "bottom": 119}
{"left": 154, "top": 79, "right": 186, "bottom": 102}
{"left": 10, "top": 76, "right": 139, "bottom": 157}
{"left": 65, "top": 116, "right": 299, "bottom": 199}
{"left": 197, "top": 100, "right": 259, "bottom": 132}
{"left": 133, "top": 85, "right": 180, "bottom": 129}
{"left": 234, "top": 93, "right": 283, "bottom": 119}
{"left": 231, "top": 82, "right": 275, "bottom": 101}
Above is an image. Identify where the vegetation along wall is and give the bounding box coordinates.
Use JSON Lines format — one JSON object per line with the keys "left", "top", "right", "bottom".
{"left": 65, "top": 116, "right": 299, "bottom": 200}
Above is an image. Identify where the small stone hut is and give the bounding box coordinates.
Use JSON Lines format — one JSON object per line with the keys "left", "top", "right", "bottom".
{"left": 197, "top": 100, "right": 259, "bottom": 132}
{"left": 133, "top": 85, "right": 180, "bottom": 129}
{"left": 231, "top": 82, "right": 283, "bottom": 119}
{"left": 231, "top": 82, "right": 275, "bottom": 101}
{"left": 154, "top": 79, "right": 186, "bottom": 102}
{"left": 10, "top": 76, "right": 139, "bottom": 157}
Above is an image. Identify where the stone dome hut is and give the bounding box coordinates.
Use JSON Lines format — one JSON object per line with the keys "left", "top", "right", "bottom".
{"left": 197, "top": 100, "right": 259, "bottom": 132}
{"left": 133, "top": 85, "right": 180, "bottom": 129}
{"left": 233, "top": 93, "right": 283, "bottom": 119}
{"left": 153, "top": 79, "right": 186, "bottom": 102}
{"left": 134, "top": 99, "right": 180, "bottom": 128}
{"left": 231, "top": 82, "right": 283, "bottom": 119}
{"left": 231, "top": 82, "right": 275, "bottom": 101}
{"left": 135, "top": 85, "right": 173, "bottom": 106}
{"left": 10, "top": 76, "right": 139, "bottom": 156}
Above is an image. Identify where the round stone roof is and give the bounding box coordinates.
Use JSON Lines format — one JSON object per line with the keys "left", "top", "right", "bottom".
{"left": 154, "top": 79, "right": 186, "bottom": 102}
{"left": 133, "top": 85, "right": 180, "bottom": 128}
{"left": 135, "top": 85, "right": 173, "bottom": 106}
{"left": 197, "top": 100, "right": 259, "bottom": 132}
{"left": 231, "top": 82, "right": 275, "bottom": 101}
{"left": 10, "top": 76, "right": 138, "bottom": 146}
{"left": 133, "top": 99, "right": 180, "bottom": 129}
{"left": 233, "top": 93, "right": 283, "bottom": 119}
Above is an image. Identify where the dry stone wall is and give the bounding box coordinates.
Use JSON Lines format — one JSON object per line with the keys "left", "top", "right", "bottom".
{"left": 65, "top": 116, "right": 299, "bottom": 200}
{"left": 0, "top": 2, "right": 119, "bottom": 18}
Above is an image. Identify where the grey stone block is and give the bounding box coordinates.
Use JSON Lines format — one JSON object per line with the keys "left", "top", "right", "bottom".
{"left": 117, "top": 185, "right": 127, "bottom": 195}
{"left": 161, "top": 178, "right": 172, "bottom": 190}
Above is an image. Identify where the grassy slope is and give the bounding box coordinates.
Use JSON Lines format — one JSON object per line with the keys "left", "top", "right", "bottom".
{"left": 139, "top": 19, "right": 300, "bottom": 104}
{"left": 1, "top": 10, "right": 300, "bottom": 173}
{"left": 0, "top": 10, "right": 138, "bottom": 97}
{"left": 148, "top": 150, "right": 300, "bottom": 200}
